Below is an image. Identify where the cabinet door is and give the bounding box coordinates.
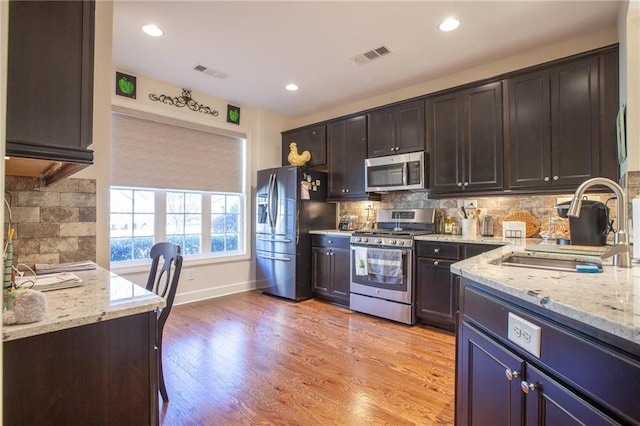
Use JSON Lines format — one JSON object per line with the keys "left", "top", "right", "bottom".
{"left": 344, "top": 115, "right": 368, "bottom": 197}
{"left": 331, "top": 247, "right": 351, "bottom": 305}
{"left": 368, "top": 108, "right": 395, "bottom": 157}
{"left": 457, "top": 322, "right": 524, "bottom": 426}
{"left": 524, "top": 364, "right": 619, "bottom": 425}
{"left": 415, "top": 258, "right": 457, "bottom": 329}
{"left": 6, "top": 0, "right": 94, "bottom": 161}
{"left": 507, "top": 70, "right": 552, "bottom": 189}
{"left": 550, "top": 56, "right": 600, "bottom": 186}
{"left": 395, "top": 100, "right": 425, "bottom": 154}
{"left": 462, "top": 81, "right": 504, "bottom": 191}
{"left": 282, "top": 125, "right": 326, "bottom": 167}
{"left": 327, "top": 121, "right": 348, "bottom": 198}
{"left": 427, "top": 93, "right": 463, "bottom": 194}
{"left": 311, "top": 246, "right": 331, "bottom": 296}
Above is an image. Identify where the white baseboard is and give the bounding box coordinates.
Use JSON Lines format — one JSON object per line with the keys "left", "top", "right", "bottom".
{"left": 173, "top": 280, "right": 256, "bottom": 305}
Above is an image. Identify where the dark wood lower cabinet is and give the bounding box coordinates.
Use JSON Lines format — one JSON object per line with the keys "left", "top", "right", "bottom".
{"left": 311, "top": 235, "right": 350, "bottom": 306}
{"left": 456, "top": 280, "right": 640, "bottom": 425}
{"left": 415, "top": 241, "right": 499, "bottom": 331}
{"left": 3, "top": 312, "right": 158, "bottom": 425}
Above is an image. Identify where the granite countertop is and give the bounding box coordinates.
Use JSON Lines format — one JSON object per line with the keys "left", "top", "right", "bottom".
{"left": 3, "top": 266, "right": 165, "bottom": 342}
{"left": 450, "top": 242, "right": 640, "bottom": 346}
{"left": 415, "top": 233, "right": 509, "bottom": 245}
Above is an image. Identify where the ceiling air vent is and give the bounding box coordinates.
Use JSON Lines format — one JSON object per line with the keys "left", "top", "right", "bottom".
{"left": 352, "top": 45, "right": 392, "bottom": 65}
{"left": 193, "top": 64, "right": 228, "bottom": 79}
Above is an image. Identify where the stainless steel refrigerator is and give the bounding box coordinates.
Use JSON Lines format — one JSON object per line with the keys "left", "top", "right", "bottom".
{"left": 255, "top": 166, "right": 336, "bottom": 300}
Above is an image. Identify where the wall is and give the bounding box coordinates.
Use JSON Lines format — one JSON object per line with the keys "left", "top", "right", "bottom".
{"left": 4, "top": 177, "right": 97, "bottom": 267}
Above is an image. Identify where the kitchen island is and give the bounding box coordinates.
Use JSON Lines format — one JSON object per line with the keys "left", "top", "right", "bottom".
{"left": 451, "top": 243, "right": 640, "bottom": 425}
{"left": 3, "top": 266, "right": 164, "bottom": 425}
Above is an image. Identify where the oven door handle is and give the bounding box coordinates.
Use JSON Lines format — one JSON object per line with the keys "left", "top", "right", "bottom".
{"left": 350, "top": 247, "right": 409, "bottom": 256}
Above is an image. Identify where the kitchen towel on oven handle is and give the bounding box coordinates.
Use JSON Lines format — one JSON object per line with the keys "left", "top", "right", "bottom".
{"left": 353, "top": 247, "right": 368, "bottom": 276}
{"left": 367, "top": 248, "right": 404, "bottom": 284}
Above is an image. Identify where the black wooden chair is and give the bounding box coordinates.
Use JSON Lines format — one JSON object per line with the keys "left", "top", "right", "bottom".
{"left": 146, "top": 242, "right": 183, "bottom": 403}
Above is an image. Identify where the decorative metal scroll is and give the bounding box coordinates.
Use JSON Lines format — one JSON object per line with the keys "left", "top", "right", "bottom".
{"left": 148, "top": 89, "right": 219, "bottom": 117}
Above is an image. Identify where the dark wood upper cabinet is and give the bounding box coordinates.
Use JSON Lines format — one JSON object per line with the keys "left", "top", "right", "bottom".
{"left": 427, "top": 81, "right": 504, "bottom": 196}
{"left": 507, "top": 50, "right": 618, "bottom": 189}
{"left": 327, "top": 115, "right": 377, "bottom": 201}
{"left": 6, "top": 0, "right": 95, "bottom": 183}
{"left": 367, "top": 99, "right": 425, "bottom": 157}
{"left": 282, "top": 125, "right": 327, "bottom": 167}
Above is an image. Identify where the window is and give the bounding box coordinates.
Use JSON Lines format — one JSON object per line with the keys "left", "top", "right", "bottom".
{"left": 110, "top": 110, "right": 247, "bottom": 265}
{"left": 110, "top": 188, "right": 244, "bottom": 263}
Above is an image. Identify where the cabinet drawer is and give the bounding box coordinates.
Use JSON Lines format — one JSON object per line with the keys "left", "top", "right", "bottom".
{"left": 464, "top": 243, "right": 501, "bottom": 258}
{"left": 416, "top": 241, "right": 461, "bottom": 260}
{"left": 311, "top": 235, "right": 350, "bottom": 250}
{"left": 461, "top": 283, "right": 640, "bottom": 424}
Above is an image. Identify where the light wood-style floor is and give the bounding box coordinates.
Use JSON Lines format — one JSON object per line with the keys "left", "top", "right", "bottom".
{"left": 159, "top": 291, "right": 456, "bottom": 425}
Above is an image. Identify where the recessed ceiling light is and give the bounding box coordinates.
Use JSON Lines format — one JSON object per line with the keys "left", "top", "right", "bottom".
{"left": 285, "top": 83, "right": 299, "bottom": 91}
{"left": 142, "top": 24, "right": 163, "bottom": 37}
{"left": 439, "top": 17, "right": 460, "bottom": 32}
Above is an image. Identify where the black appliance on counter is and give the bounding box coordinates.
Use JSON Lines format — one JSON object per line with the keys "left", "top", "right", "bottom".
{"left": 555, "top": 200, "right": 610, "bottom": 246}
{"left": 255, "top": 166, "right": 336, "bottom": 301}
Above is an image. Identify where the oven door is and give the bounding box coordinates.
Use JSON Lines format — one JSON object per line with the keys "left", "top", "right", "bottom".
{"left": 350, "top": 244, "right": 413, "bottom": 304}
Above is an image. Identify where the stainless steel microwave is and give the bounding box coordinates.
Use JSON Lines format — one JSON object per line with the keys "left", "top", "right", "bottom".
{"left": 365, "top": 151, "right": 427, "bottom": 192}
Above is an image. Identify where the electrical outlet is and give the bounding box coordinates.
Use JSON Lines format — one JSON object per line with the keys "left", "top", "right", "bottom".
{"left": 508, "top": 313, "right": 541, "bottom": 358}
{"left": 186, "top": 269, "right": 195, "bottom": 281}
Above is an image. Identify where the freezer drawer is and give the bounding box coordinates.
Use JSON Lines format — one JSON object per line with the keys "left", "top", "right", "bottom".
{"left": 256, "top": 233, "right": 297, "bottom": 254}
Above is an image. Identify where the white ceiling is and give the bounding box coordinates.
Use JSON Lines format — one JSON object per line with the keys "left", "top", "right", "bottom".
{"left": 112, "top": 1, "right": 622, "bottom": 118}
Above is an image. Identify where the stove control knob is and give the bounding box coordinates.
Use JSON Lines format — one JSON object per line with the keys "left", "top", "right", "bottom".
{"left": 397, "top": 240, "right": 404, "bottom": 246}
{"left": 389, "top": 240, "right": 397, "bottom": 245}
{"left": 362, "top": 237, "right": 368, "bottom": 243}
{"left": 355, "top": 237, "right": 362, "bottom": 243}
{"left": 375, "top": 238, "right": 382, "bottom": 244}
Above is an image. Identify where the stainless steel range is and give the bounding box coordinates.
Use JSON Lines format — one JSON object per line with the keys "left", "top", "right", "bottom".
{"left": 350, "top": 208, "right": 436, "bottom": 324}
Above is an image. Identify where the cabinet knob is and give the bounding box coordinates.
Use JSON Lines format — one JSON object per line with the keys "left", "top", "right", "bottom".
{"left": 433, "top": 260, "right": 439, "bottom": 266}
{"left": 544, "top": 176, "right": 550, "bottom": 182}
{"left": 395, "top": 147, "right": 400, "bottom": 151}
{"left": 342, "top": 189, "right": 346, "bottom": 193}
{"left": 434, "top": 248, "right": 440, "bottom": 253}
{"left": 463, "top": 182, "right": 469, "bottom": 187}
{"left": 553, "top": 176, "right": 559, "bottom": 181}
{"left": 505, "top": 368, "right": 520, "bottom": 381}
{"left": 520, "top": 381, "right": 537, "bottom": 394}
{"left": 457, "top": 182, "right": 463, "bottom": 187}
{"left": 325, "top": 252, "right": 330, "bottom": 256}
{"left": 328, "top": 240, "right": 333, "bottom": 244}
{"left": 345, "top": 189, "right": 349, "bottom": 193}
{"left": 390, "top": 148, "right": 395, "bottom": 152}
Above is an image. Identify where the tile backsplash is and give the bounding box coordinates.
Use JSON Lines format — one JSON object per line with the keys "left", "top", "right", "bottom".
{"left": 4, "top": 176, "right": 97, "bottom": 268}
{"left": 338, "top": 171, "right": 640, "bottom": 238}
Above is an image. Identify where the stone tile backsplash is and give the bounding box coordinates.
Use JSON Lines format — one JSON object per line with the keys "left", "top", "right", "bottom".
{"left": 338, "top": 171, "right": 640, "bottom": 238}
{"left": 4, "top": 176, "right": 97, "bottom": 268}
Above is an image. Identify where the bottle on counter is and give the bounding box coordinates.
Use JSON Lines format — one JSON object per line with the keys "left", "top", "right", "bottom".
{"left": 444, "top": 216, "right": 454, "bottom": 234}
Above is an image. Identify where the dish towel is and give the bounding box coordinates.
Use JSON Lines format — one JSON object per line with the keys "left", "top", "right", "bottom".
{"left": 354, "top": 247, "right": 368, "bottom": 276}
{"left": 367, "top": 248, "right": 403, "bottom": 284}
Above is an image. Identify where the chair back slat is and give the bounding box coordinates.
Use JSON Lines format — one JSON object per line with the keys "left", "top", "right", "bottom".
{"left": 146, "top": 242, "right": 183, "bottom": 325}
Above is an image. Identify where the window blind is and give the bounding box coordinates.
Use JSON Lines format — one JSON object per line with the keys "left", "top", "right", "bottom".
{"left": 111, "top": 112, "right": 244, "bottom": 193}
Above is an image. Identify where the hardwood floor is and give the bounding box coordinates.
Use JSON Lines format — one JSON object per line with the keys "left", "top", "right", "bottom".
{"left": 160, "top": 291, "right": 456, "bottom": 425}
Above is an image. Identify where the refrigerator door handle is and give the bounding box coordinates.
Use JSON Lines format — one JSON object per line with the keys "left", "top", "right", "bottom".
{"left": 257, "top": 253, "right": 292, "bottom": 262}
{"left": 257, "top": 236, "right": 292, "bottom": 243}
{"left": 267, "top": 173, "right": 276, "bottom": 230}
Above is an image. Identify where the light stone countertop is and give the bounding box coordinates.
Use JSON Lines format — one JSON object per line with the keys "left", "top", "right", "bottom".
{"left": 3, "top": 266, "right": 165, "bottom": 342}
{"left": 450, "top": 242, "right": 640, "bottom": 346}
{"left": 415, "top": 233, "right": 510, "bottom": 245}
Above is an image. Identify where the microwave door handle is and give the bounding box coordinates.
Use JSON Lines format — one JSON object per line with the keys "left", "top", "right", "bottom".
{"left": 402, "top": 162, "right": 408, "bottom": 186}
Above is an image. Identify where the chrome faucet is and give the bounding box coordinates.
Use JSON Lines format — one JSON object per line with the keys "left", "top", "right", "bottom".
{"left": 567, "top": 177, "right": 630, "bottom": 267}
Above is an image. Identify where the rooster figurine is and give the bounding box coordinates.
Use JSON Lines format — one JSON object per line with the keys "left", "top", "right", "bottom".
{"left": 287, "top": 142, "right": 311, "bottom": 166}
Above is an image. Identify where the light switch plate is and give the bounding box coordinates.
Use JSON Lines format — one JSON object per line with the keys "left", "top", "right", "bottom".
{"left": 508, "top": 312, "right": 541, "bottom": 358}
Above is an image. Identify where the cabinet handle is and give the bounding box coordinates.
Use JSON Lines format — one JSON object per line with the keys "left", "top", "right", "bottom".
{"left": 433, "top": 260, "right": 439, "bottom": 266}
{"left": 434, "top": 248, "right": 440, "bottom": 253}
{"left": 520, "top": 381, "right": 537, "bottom": 394}
{"left": 553, "top": 176, "right": 559, "bottom": 181}
{"left": 505, "top": 368, "right": 520, "bottom": 381}
{"left": 544, "top": 176, "right": 550, "bottom": 182}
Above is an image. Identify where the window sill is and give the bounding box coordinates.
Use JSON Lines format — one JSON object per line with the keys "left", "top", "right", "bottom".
{"left": 111, "top": 252, "right": 250, "bottom": 275}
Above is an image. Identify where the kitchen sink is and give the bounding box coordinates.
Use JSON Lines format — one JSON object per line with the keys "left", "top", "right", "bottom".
{"left": 493, "top": 253, "right": 603, "bottom": 273}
